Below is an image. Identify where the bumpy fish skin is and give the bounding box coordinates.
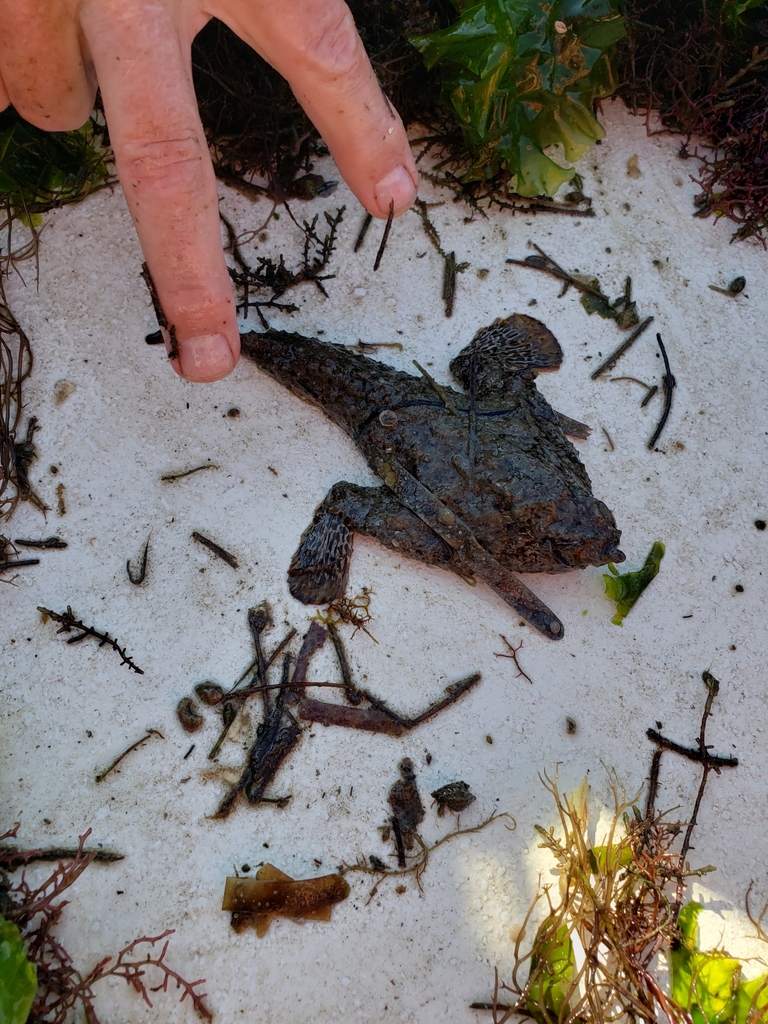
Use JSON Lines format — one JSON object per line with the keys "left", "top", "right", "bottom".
{"left": 241, "top": 317, "right": 623, "bottom": 638}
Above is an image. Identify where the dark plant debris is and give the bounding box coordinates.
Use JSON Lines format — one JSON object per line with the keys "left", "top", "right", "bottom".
{"left": 647, "top": 333, "right": 676, "bottom": 449}
{"left": 14, "top": 536, "right": 67, "bottom": 549}
{"left": 221, "top": 205, "right": 345, "bottom": 328}
{"left": 616, "top": 1, "right": 768, "bottom": 245}
{"left": 37, "top": 605, "right": 145, "bottom": 674}
{"left": 161, "top": 463, "right": 219, "bottom": 482}
{"left": 473, "top": 671, "right": 746, "bottom": 1024}
{"left": 191, "top": 531, "right": 238, "bottom": 569}
{"left": 494, "top": 635, "right": 533, "bottom": 685}
{"left": 180, "top": 603, "right": 480, "bottom": 816}
{"left": 126, "top": 534, "right": 150, "bottom": 585}
{"left": 95, "top": 728, "right": 164, "bottom": 783}
{"left": 0, "top": 824, "right": 212, "bottom": 1022}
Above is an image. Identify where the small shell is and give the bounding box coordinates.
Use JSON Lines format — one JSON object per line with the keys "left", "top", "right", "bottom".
{"left": 379, "top": 409, "right": 398, "bottom": 429}
{"left": 177, "top": 697, "right": 204, "bottom": 732}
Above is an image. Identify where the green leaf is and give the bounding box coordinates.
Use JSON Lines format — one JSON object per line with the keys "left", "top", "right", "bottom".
{"left": 671, "top": 903, "right": 744, "bottom": 1024}
{"left": 0, "top": 110, "right": 108, "bottom": 218}
{"left": 603, "top": 541, "right": 665, "bottom": 626}
{"left": 736, "top": 974, "right": 768, "bottom": 1024}
{"left": 526, "top": 919, "right": 575, "bottom": 1023}
{"left": 0, "top": 915, "right": 37, "bottom": 1024}
{"left": 410, "top": 0, "right": 625, "bottom": 196}
{"left": 695, "top": 953, "right": 742, "bottom": 1023}
{"left": 588, "top": 844, "right": 633, "bottom": 874}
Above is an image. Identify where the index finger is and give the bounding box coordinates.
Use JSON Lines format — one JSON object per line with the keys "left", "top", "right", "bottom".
{"left": 81, "top": 0, "right": 239, "bottom": 383}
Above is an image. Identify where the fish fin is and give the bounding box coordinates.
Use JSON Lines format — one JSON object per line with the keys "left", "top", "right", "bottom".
{"left": 256, "top": 863, "right": 293, "bottom": 882}
{"left": 554, "top": 410, "right": 591, "bottom": 439}
{"left": 254, "top": 914, "right": 272, "bottom": 937}
{"left": 450, "top": 314, "right": 563, "bottom": 393}
{"left": 288, "top": 512, "right": 352, "bottom": 605}
{"left": 300, "top": 906, "right": 334, "bottom": 922}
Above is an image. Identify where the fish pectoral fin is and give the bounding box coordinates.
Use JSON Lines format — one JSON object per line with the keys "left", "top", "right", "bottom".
{"left": 554, "top": 410, "right": 591, "bottom": 439}
{"left": 450, "top": 314, "right": 563, "bottom": 391}
{"left": 288, "top": 512, "right": 353, "bottom": 605}
{"left": 256, "top": 863, "right": 293, "bottom": 882}
{"left": 298, "top": 905, "right": 334, "bottom": 923}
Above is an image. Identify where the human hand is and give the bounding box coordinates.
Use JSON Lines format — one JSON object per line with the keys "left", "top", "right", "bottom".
{"left": 0, "top": 0, "right": 419, "bottom": 382}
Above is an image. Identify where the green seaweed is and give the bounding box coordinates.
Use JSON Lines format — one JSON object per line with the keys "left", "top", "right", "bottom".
{"left": 603, "top": 540, "right": 665, "bottom": 625}
{"left": 671, "top": 902, "right": 768, "bottom": 1024}
{"left": 410, "top": 0, "right": 625, "bottom": 196}
{"left": 0, "top": 915, "right": 36, "bottom": 1024}
{"left": 0, "top": 110, "right": 109, "bottom": 226}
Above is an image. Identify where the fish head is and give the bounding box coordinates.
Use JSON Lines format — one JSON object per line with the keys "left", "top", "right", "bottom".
{"left": 537, "top": 495, "right": 625, "bottom": 570}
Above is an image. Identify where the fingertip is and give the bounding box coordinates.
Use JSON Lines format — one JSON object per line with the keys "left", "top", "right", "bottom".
{"left": 372, "top": 164, "right": 420, "bottom": 218}
{"left": 168, "top": 332, "right": 240, "bottom": 383}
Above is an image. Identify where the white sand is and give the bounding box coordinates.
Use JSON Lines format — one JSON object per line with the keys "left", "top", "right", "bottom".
{"left": 2, "top": 100, "right": 767, "bottom": 1022}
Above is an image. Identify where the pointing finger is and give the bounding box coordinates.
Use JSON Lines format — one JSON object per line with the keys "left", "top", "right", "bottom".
{"left": 81, "top": 0, "right": 238, "bottom": 383}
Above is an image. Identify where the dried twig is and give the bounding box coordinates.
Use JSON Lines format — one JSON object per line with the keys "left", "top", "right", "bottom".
{"left": 373, "top": 199, "right": 394, "bottom": 272}
{"left": 343, "top": 811, "right": 513, "bottom": 902}
{"left": 191, "top": 531, "right": 238, "bottom": 568}
{"left": 590, "top": 316, "right": 655, "bottom": 379}
{"left": 647, "top": 333, "right": 676, "bottom": 450}
{"left": 494, "top": 635, "right": 533, "bottom": 685}
{"left": 95, "top": 729, "right": 164, "bottom": 783}
{"left": 161, "top": 463, "right": 218, "bottom": 482}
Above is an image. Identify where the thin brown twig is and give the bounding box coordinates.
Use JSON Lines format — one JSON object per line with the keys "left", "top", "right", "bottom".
{"left": 494, "top": 636, "right": 533, "bottom": 684}
{"left": 95, "top": 729, "right": 164, "bottom": 783}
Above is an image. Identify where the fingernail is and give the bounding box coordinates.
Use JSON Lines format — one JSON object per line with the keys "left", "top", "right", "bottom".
{"left": 373, "top": 165, "right": 418, "bottom": 217}
{"left": 177, "top": 333, "right": 236, "bottom": 383}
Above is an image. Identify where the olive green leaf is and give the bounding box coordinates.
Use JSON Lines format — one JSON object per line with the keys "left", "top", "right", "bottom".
{"left": 603, "top": 541, "right": 665, "bottom": 626}
{"left": 525, "top": 918, "right": 575, "bottom": 1022}
{"left": 0, "top": 915, "right": 37, "bottom": 1024}
{"left": 410, "top": 0, "right": 624, "bottom": 196}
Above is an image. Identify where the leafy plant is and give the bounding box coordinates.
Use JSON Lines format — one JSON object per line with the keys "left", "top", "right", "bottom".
{"left": 671, "top": 901, "right": 768, "bottom": 1024}
{"left": 0, "top": 915, "right": 37, "bottom": 1024}
{"left": 475, "top": 676, "right": 768, "bottom": 1024}
{"left": 603, "top": 540, "right": 665, "bottom": 625}
{"left": 0, "top": 825, "right": 211, "bottom": 1023}
{"left": 0, "top": 110, "right": 109, "bottom": 226}
{"left": 410, "top": 0, "right": 625, "bottom": 196}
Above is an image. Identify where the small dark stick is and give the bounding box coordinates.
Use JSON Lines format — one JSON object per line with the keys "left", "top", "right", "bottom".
{"left": 95, "top": 729, "right": 164, "bottom": 783}
{"left": 0, "top": 558, "right": 40, "bottom": 570}
{"left": 373, "top": 200, "right": 394, "bottom": 272}
{"left": 645, "top": 729, "right": 738, "bottom": 768}
{"left": 443, "top": 251, "right": 457, "bottom": 317}
{"left": 126, "top": 535, "right": 150, "bottom": 585}
{"left": 161, "top": 464, "right": 218, "bottom": 482}
{"left": 647, "top": 333, "right": 676, "bottom": 449}
{"left": 353, "top": 212, "right": 373, "bottom": 252}
{"left": 191, "top": 531, "right": 238, "bottom": 569}
{"left": 14, "top": 537, "right": 67, "bottom": 549}
{"left": 640, "top": 385, "right": 659, "bottom": 408}
{"left": 590, "top": 316, "right": 655, "bottom": 379}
